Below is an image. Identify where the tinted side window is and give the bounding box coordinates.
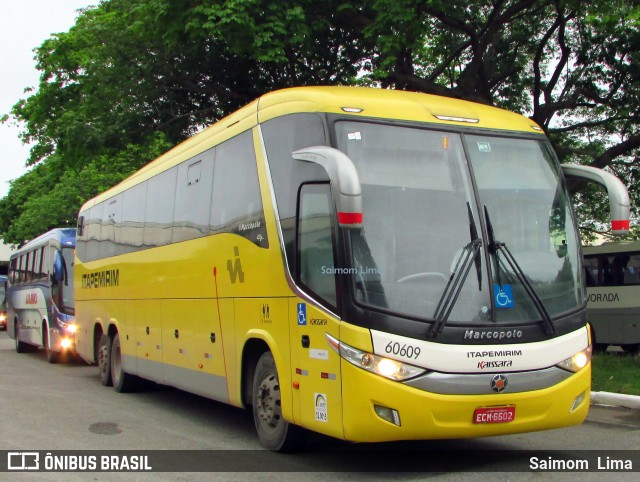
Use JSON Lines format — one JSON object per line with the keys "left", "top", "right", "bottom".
{"left": 297, "top": 183, "right": 337, "bottom": 308}
{"left": 144, "top": 168, "right": 177, "bottom": 248}
{"left": 584, "top": 251, "right": 640, "bottom": 287}
{"left": 210, "top": 131, "right": 267, "bottom": 248}
{"left": 101, "top": 194, "right": 122, "bottom": 259}
{"left": 86, "top": 204, "right": 103, "bottom": 261}
{"left": 120, "top": 182, "right": 147, "bottom": 254}
{"left": 261, "top": 113, "right": 329, "bottom": 270}
{"left": 173, "top": 148, "right": 215, "bottom": 243}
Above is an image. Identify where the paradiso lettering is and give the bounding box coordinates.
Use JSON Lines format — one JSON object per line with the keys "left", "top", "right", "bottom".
{"left": 82, "top": 269, "right": 120, "bottom": 289}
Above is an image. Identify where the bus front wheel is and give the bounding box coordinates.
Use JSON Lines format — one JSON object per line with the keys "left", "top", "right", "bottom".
{"left": 15, "top": 321, "right": 28, "bottom": 354}
{"left": 252, "top": 352, "right": 305, "bottom": 451}
{"left": 44, "top": 325, "right": 60, "bottom": 364}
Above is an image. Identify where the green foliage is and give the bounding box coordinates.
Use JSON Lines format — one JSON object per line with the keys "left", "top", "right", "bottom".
{"left": 0, "top": 132, "right": 171, "bottom": 246}
{"left": 1, "top": 0, "right": 639, "bottom": 244}
{"left": 592, "top": 352, "right": 640, "bottom": 396}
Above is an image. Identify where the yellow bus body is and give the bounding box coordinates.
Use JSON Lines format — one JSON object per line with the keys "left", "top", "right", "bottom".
{"left": 74, "top": 86, "right": 591, "bottom": 446}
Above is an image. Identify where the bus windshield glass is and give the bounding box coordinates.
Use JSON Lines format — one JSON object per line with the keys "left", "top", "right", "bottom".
{"left": 335, "top": 121, "right": 583, "bottom": 326}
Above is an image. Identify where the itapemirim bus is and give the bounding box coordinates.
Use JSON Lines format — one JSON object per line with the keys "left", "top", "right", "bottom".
{"left": 7, "top": 228, "right": 77, "bottom": 363}
{"left": 583, "top": 242, "right": 640, "bottom": 354}
{"left": 74, "top": 87, "right": 630, "bottom": 450}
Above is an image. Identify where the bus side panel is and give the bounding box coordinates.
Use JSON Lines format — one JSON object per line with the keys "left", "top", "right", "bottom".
{"left": 161, "top": 298, "right": 231, "bottom": 403}
{"left": 11, "top": 285, "right": 47, "bottom": 348}
{"left": 134, "top": 299, "right": 164, "bottom": 383}
{"left": 587, "top": 286, "right": 640, "bottom": 344}
{"left": 289, "top": 299, "right": 344, "bottom": 440}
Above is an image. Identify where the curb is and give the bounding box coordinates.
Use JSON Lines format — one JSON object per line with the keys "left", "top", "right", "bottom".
{"left": 590, "top": 391, "right": 640, "bottom": 410}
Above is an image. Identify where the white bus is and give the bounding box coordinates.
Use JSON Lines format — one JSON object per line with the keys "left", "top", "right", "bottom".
{"left": 6, "top": 228, "right": 77, "bottom": 363}
{"left": 583, "top": 241, "right": 640, "bottom": 354}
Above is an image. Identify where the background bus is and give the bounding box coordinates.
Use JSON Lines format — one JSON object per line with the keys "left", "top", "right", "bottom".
{"left": 583, "top": 242, "right": 640, "bottom": 354}
{"left": 74, "top": 86, "right": 628, "bottom": 450}
{"left": 0, "top": 274, "right": 7, "bottom": 330}
{"left": 6, "top": 228, "right": 77, "bottom": 363}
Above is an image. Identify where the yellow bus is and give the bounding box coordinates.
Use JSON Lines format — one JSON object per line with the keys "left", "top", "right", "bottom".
{"left": 74, "top": 86, "right": 630, "bottom": 450}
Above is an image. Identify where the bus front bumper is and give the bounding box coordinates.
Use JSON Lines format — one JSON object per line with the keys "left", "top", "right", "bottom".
{"left": 341, "top": 360, "right": 590, "bottom": 442}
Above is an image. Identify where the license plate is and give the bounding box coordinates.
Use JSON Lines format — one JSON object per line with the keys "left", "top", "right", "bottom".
{"left": 473, "top": 406, "right": 515, "bottom": 424}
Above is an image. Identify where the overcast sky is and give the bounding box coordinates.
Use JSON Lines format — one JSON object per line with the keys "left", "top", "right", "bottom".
{"left": 0, "top": 0, "right": 95, "bottom": 199}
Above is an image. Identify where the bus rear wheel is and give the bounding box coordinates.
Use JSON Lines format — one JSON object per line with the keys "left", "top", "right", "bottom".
{"left": 110, "top": 332, "right": 138, "bottom": 393}
{"left": 98, "top": 333, "right": 113, "bottom": 386}
{"left": 252, "top": 352, "right": 305, "bottom": 451}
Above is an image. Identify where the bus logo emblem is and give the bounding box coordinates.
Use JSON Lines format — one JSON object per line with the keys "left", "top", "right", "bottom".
{"left": 491, "top": 374, "right": 508, "bottom": 393}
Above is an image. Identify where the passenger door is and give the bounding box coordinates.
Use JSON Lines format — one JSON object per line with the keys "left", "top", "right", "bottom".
{"left": 290, "top": 183, "right": 343, "bottom": 439}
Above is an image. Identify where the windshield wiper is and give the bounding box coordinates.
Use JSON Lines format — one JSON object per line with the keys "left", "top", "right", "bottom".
{"left": 484, "top": 206, "right": 556, "bottom": 336}
{"left": 428, "top": 204, "right": 482, "bottom": 339}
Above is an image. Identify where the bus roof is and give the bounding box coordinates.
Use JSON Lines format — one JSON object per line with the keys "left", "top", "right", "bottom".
{"left": 11, "top": 228, "right": 77, "bottom": 258}
{"left": 81, "top": 86, "right": 544, "bottom": 210}
{"left": 583, "top": 241, "right": 640, "bottom": 255}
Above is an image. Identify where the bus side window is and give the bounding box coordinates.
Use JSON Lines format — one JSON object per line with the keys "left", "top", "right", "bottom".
{"left": 297, "top": 183, "right": 337, "bottom": 309}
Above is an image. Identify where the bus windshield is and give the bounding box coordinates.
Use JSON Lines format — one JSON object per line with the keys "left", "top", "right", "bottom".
{"left": 335, "top": 121, "right": 583, "bottom": 326}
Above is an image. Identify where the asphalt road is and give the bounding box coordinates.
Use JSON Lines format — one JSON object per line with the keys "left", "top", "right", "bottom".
{"left": 0, "top": 331, "right": 639, "bottom": 481}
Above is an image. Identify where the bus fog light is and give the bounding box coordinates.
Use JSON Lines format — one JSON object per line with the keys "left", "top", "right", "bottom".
{"left": 61, "top": 338, "right": 72, "bottom": 349}
{"left": 374, "top": 405, "right": 401, "bottom": 426}
{"left": 556, "top": 346, "right": 591, "bottom": 373}
{"left": 570, "top": 391, "right": 586, "bottom": 413}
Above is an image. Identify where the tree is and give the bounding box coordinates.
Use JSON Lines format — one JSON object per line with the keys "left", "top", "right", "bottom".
{"left": 1, "top": 0, "right": 638, "bottom": 245}
{"left": 361, "top": 0, "right": 640, "bottom": 241}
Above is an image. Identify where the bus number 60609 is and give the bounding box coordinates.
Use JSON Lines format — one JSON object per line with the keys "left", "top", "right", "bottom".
{"left": 385, "top": 341, "right": 421, "bottom": 359}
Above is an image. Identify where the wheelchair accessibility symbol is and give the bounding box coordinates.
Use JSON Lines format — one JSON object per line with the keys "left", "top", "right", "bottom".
{"left": 493, "top": 284, "right": 515, "bottom": 308}
{"left": 297, "top": 303, "right": 307, "bottom": 325}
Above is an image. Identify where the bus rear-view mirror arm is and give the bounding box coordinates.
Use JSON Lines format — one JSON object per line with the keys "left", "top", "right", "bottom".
{"left": 561, "top": 164, "right": 631, "bottom": 236}
{"left": 293, "top": 146, "right": 363, "bottom": 228}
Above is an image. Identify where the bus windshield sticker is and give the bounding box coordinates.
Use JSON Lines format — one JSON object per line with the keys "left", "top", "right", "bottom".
{"left": 477, "top": 142, "right": 492, "bottom": 153}
{"left": 347, "top": 132, "right": 362, "bottom": 140}
{"left": 494, "top": 284, "right": 515, "bottom": 308}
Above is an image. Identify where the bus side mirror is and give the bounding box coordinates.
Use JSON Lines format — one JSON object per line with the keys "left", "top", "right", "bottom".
{"left": 561, "top": 164, "right": 631, "bottom": 236}
{"left": 53, "top": 251, "right": 64, "bottom": 282}
{"left": 293, "top": 146, "right": 363, "bottom": 228}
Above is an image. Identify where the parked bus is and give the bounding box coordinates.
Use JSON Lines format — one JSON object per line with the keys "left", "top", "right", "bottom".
{"left": 0, "top": 275, "right": 7, "bottom": 330}
{"left": 7, "top": 228, "right": 76, "bottom": 363}
{"left": 74, "top": 86, "right": 629, "bottom": 450}
{"left": 583, "top": 242, "right": 640, "bottom": 354}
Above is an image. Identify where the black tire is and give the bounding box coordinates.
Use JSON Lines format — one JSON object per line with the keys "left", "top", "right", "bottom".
{"left": 15, "top": 321, "right": 28, "bottom": 354}
{"left": 621, "top": 344, "right": 640, "bottom": 355}
{"left": 589, "top": 325, "right": 608, "bottom": 354}
{"left": 252, "top": 352, "right": 305, "bottom": 451}
{"left": 98, "top": 333, "right": 113, "bottom": 386}
{"left": 44, "top": 325, "right": 60, "bottom": 364}
{"left": 111, "top": 332, "right": 138, "bottom": 393}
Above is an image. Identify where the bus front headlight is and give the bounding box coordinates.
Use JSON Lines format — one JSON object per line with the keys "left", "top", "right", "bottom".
{"left": 57, "top": 318, "right": 77, "bottom": 334}
{"left": 326, "top": 334, "right": 426, "bottom": 381}
{"left": 556, "top": 345, "right": 592, "bottom": 373}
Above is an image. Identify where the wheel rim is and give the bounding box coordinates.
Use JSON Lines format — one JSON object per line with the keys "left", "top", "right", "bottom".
{"left": 256, "top": 371, "right": 282, "bottom": 431}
